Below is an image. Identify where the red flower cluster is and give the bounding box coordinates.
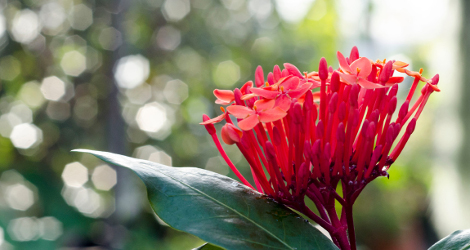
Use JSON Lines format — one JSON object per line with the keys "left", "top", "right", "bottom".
{"left": 202, "top": 46, "right": 438, "bottom": 195}
{"left": 201, "top": 46, "right": 439, "bottom": 249}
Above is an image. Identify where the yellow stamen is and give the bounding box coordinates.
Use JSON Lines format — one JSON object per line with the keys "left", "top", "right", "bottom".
{"left": 253, "top": 105, "right": 257, "bottom": 111}
{"left": 280, "top": 86, "right": 285, "bottom": 92}
{"left": 220, "top": 107, "right": 225, "bottom": 113}
{"left": 356, "top": 68, "right": 361, "bottom": 73}
{"left": 419, "top": 68, "right": 423, "bottom": 74}
{"left": 266, "top": 82, "right": 270, "bottom": 87}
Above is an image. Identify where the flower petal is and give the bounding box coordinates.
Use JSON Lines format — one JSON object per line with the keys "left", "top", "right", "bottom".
{"left": 275, "top": 95, "right": 292, "bottom": 111}
{"left": 350, "top": 57, "right": 372, "bottom": 78}
{"left": 200, "top": 113, "right": 226, "bottom": 125}
{"left": 255, "top": 66, "right": 265, "bottom": 87}
{"left": 338, "top": 72, "right": 358, "bottom": 85}
{"left": 213, "top": 89, "right": 234, "bottom": 103}
{"left": 283, "top": 63, "right": 304, "bottom": 78}
{"left": 357, "top": 78, "right": 388, "bottom": 89}
{"left": 337, "top": 51, "right": 352, "bottom": 73}
{"left": 238, "top": 114, "right": 259, "bottom": 131}
{"left": 392, "top": 61, "right": 409, "bottom": 69}
{"left": 288, "top": 83, "right": 313, "bottom": 99}
{"left": 240, "top": 81, "right": 253, "bottom": 94}
{"left": 258, "top": 107, "right": 288, "bottom": 123}
{"left": 221, "top": 123, "right": 243, "bottom": 145}
{"left": 254, "top": 99, "right": 275, "bottom": 111}
{"left": 280, "top": 76, "right": 300, "bottom": 91}
{"left": 226, "top": 105, "right": 254, "bottom": 118}
{"left": 249, "top": 87, "right": 279, "bottom": 99}
{"left": 386, "top": 77, "right": 404, "bottom": 84}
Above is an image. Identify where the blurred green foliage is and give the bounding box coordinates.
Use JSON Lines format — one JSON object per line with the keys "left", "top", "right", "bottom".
{"left": 0, "top": 0, "right": 437, "bottom": 249}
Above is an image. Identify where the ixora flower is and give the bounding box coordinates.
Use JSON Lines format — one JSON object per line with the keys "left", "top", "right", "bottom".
{"left": 201, "top": 47, "right": 440, "bottom": 250}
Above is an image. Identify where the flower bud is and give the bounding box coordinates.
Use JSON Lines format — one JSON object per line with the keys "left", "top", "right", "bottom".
{"left": 350, "top": 46, "right": 359, "bottom": 62}
{"left": 336, "top": 123, "right": 345, "bottom": 142}
{"left": 221, "top": 123, "right": 243, "bottom": 145}
{"left": 273, "top": 65, "right": 281, "bottom": 82}
{"left": 331, "top": 71, "right": 340, "bottom": 93}
{"left": 202, "top": 114, "right": 216, "bottom": 135}
{"left": 284, "top": 63, "right": 304, "bottom": 78}
{"left": 388, "top": 96, "right": 397, "bottom": 115}
{"left": 319, "top": 57, "right": 328, "bottom": 80}
{"left": 406, "top": 118, "right": 417, "bottom": 135}
{"left": 329, "top": 92, "right": 338, "bottom": 114}
{"left": 255, "top": 65, "right": 264, "bottom": 87}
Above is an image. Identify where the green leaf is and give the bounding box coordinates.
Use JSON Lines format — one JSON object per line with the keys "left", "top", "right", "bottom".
{"left": 429, "top": 229, "right": 470, "bottom": 250}
{"left": 192, "top": 243, "right": 225, "bottom": 250}
{"left": 73, "top": 149, "right": 338, "bottom": 250}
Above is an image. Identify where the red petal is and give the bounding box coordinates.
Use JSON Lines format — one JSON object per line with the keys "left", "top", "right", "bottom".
{"left": 200, "top": 113, "right": 226, "bottom": 125}
{"left": 250, "top": 88, "right": 279, "bottom": 99}
{"left": 258, "top": 107, "right": 288, "bottom": 123}
{"left": 213, "top": 89, "right": 234, "bottom": 103}
{"left": 254, "top": 99, "right": 275, "bottom": 110}
{"left": 275, "top": 95, "right": 291, "bottom": 111}
{"left": 238, "top": 115, "right": 259, "bottom": 131}
{"left": 288, "top": 83, "right": 312, "bottom": 99}
{"left": 280, "top": 76, "right": 300, "bottom": 91}
{"left": 215, "top": 100, "right": 231, "bottom": 105}
{"left": 350, "top": 57, "right": 372, "bottom": 78}
{"left": 226, "top": 105, "right": 254, "bottom": 118}
{"left": 221, "top": 123, "right": 243, "bottom": 145}
{"left": 240, "top": 81, "right": 253, "bottom": 94}
{"left": 283, "top": 63, "right": 304, "bottom": 78}
{"left": 337, "top": 51, "right": 352, "bottom": 73}
{"left": 357, "top": 78, "right": 388, "bottom": 89}
{"left": 386, "top": 76, "right": 404, "bottom": 84}
{"left": 255, "top": 66, "right": 264, "bottom": 87}
{"left": 338, "top": 72, "right": 358, "bottom": 85}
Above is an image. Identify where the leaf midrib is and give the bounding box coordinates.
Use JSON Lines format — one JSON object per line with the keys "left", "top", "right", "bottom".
{"left": 143, "top": 163, "right": 296, "bottom": 250}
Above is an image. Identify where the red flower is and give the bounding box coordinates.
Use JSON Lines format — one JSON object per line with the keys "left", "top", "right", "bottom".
{"left": 201, "top": 46, "right": 439, "bottom": 250}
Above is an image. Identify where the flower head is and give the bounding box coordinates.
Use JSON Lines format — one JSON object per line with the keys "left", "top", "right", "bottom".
{"left": 201, "top": 46, "right": 439, "bottom": 201}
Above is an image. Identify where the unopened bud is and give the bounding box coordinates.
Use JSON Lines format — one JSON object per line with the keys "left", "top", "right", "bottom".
{"left": 221, "top": 123, "right": 243, "bottom": 145}
{"left": 265, "top": 141, "right": 277, "bottom": 160}
{"left": 379, "top": 61, "right": 394, "bottom": 84}
{"left": 273, "top": 126, "right": 282, "bottom": 146}
{"left": 398, "top": 101, "right": 409, "bottom": 122}
{"left": 336, "top": 123, "right": 345, "bottom": 142}
{"left": 304, "top": 90, "right": 314, "bottom": 110}
{"left": 284, "top": 63, "right": 304, "bottom": 78}
{"left": 350, "top": 46, "right": 359, "bottom": 62}
{"left": 388, "top": 96, "right": 397, "bottom": 115}
{"left": 202, "top": 114, "right": 216, "bottom": 135}
{"left": 273, "top": 65, "right": 281, "bottom": 82}
{"left": 329, "top": 92, "right": 338, "bottom": 114}
{"left": 234, "top": 88, "right": 243, "bottom": 106}
{"left": 293, "top": 103, "right": 303, "bottom": 124}
{"left": 331, "top": 71, "right": 340, "bottom": 92}
{"left": 312, "top": 139, "right": 321, "bottom": 155}
{"left": 338, "top": 102, "right": 346, "bottom": 121}
{"left": 349, "top": 84, "right": 360, "bottom": 108}
{"left": 361, "top": 120, "right": 370, "bottom": 137}
{"left": 406, "top": 118, "right": 417, "bottom": 134}
{"left": 267, "top": 72, "right": 274, "bottom": 86}
{"left": 316, "top": 121, "right": 324, "bottom": 138}
{"left": 319, "top": 57, "right": 328, "bottom": 80}
{"left": 255, "top": 65, "right": 264, "bottom": 87}
{"left": 366, "top": 122, "right": 376, "bottom": 139}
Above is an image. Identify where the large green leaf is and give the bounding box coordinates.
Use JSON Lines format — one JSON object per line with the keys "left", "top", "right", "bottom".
{"left": 192, "top": 243, "right": 225, "bottom": 250}
{"left": 73, "top": 150, "right": 337, "bottom": 250}
{"left": 429, "top": 229, "right": 470, "bottom": 250}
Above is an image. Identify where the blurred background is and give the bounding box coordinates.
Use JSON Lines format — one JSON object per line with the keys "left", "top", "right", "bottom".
{"left": 0, "top": 0, "right": 465, "bottom": 249}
